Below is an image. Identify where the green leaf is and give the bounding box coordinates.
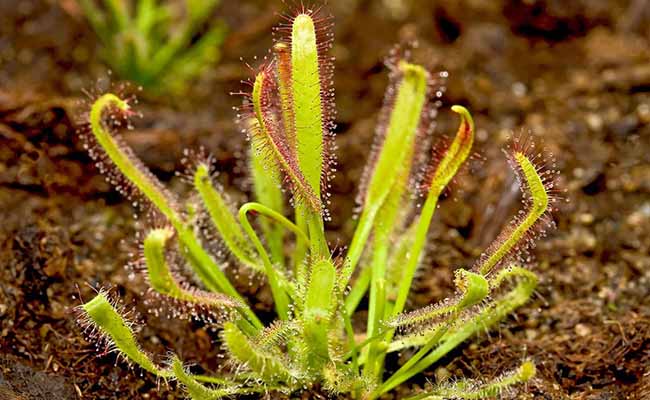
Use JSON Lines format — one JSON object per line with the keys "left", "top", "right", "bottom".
{"left": 290, "top": 13, "right": 331, "bottom": 258}
{"left": 105, "top": 0, "right": 130, "bottom": 31}
{"left": 88, "top": 93, "right": 181, "bottom": 227}
{"left": 291, "top": 14, "right": 325, "bottom": 198}
{"left": 387, "top": 270, "right": 488, "bottom": 330}
{"left": 163, "top": 21, "right": 227, "bottom": 93}
{"left": 379, "top": 267, "right": 537, "bottom": 395}
{"left": 345, "top": 61, "right": 429, "bottom": 283}
{"left": 376, "top": 271, "right": 489, "bottom": 394}
{"left": 80, "top": 292, "right": 170, "bottom": 377}
{"left": 194, "top": 164, "right": 259, "bottom": 271}
{"left": 250, "top": 71, "right": 322, "bottom": 214}
{"left": 475, "top": 150, "right": 550, "bottom": 275}
{"left": 86, "top": 94, "right": 261, "bottom": 332}
{"left": 80, "top": 0, "right": 225, "bottom": 94}
{"left": 186, "top": 0, "right": 220, "bottom": 25}
{"left": 273, "top": 42, "right": 297, "bottom": 154}
{"left": 135, "top": 0, "right": 157, "bottom": 35}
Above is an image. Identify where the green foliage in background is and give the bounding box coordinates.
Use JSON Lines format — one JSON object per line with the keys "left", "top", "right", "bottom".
{"left": 79, "top": 0, "right": 226, "bottom": 94}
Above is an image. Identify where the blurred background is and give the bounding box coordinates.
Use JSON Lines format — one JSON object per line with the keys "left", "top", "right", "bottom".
{"left": 1, "top": 0, "right": 649, "bottom": 398}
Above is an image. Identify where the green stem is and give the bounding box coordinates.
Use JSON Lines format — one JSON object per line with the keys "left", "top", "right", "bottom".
{"left": 344, "top": 330, "right": 386, "bottom": 362}
{"left": 344, "top": 207, "right": 375, "bottom": 285}
{"left": 377, "top": 324, "right": 451, "bottom": 397}
{"left": 292, "top": 208, "right": 309, "bottom": 279}
{"left": 238, "top": 203, "right": 292, "bottom": 319}
{"left": 344, "top": 266, "right": 371, "bottom": 316}
{"left": 240, "top": 202, "right": 309, "bottom": 244}
{"left": 391, "top": 186, "right": 442, "bottom": 318}
{"left": 302, "top": 259, "right": 337, "bottom": 369}
{"left": 363, "top": 233, "right": 389, "bottom": 380}
{"left": 344, "top": 314, "right": 359, "bottom": 374}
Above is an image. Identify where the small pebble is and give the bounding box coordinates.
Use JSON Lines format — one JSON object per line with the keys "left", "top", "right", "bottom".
{"left": 575, "top": 323, "right": 591, "bottom": 337}
{"left": 586, "top": 114, "right": 603, "bottom": 131}
{"left": 577, "top": 213, "right": 595, "bottom": 225}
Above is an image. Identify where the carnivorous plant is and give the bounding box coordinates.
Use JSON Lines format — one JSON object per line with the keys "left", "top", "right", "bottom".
{"left": 76, "top": 6, "right": 559, "bottom": 399}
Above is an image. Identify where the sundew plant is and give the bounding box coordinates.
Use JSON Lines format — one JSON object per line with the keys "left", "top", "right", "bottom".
{"left": 76, "top": 6, "right": 559, "bottom": 399}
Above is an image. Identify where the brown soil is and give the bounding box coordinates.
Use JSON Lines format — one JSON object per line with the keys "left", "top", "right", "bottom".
{"left": 1, "top": 0, "right": 650, "bottom": 399}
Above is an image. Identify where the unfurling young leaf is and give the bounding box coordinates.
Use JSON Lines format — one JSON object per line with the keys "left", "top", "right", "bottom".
{"left": 87, "top": 93, "right": 181, "bottom": 226}
{"left": 143, "top": 228, "right": 241, "bottom": 310}
{"left": 389, "top": 105, "right": 475, "bottom": 318}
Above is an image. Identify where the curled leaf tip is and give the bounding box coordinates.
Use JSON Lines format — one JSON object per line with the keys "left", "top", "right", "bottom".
{"left": 513, "top": 151, "right": 549, "bottom": 215}
{"left": 398, "top": 61, "right": 429, "bottom": 80}
{"left": 451, "top": 104, "right": 474, "bottom": 136}
{"left": 424, "top": 105, "right": 474, "bottom": 194}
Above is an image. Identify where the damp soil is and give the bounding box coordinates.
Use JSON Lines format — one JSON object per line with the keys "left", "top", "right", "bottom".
{"left": 1, "top": 0, "right": 650, "bottom": 399}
